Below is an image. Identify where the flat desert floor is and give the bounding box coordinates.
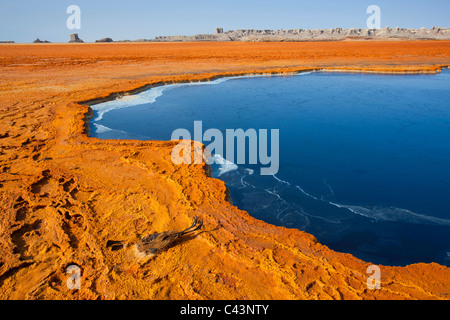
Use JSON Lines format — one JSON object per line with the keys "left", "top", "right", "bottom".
{"left": 0, "top": 41, "right": 449, "bottom": 299}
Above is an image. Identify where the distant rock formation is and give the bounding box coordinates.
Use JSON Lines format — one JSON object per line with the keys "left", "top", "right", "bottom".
{"left": 33, "top": 38, "right": 50, "bottom": 43}
{"left": 96, "top": 38, "right": 114, "bottom": 43}
{"left": 69, "top": 33, "right": 84, "bottom": 43}
{"left": 0, "top": 41, "right": 14, "bottom": 43}
{"left": 153, "top": 33, "right": 233, "bottom": 42}
{"left": 148, "top": 27, "right": 450, "bottom": 42}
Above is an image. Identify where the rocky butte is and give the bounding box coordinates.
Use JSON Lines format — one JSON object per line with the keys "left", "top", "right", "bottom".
{"left": 69, "top": 33, "right": 84, "bottom": 43}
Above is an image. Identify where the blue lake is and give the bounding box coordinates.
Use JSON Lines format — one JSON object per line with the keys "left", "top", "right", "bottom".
{"left": 90, "top": 70, "right": 450, "bottom": 266}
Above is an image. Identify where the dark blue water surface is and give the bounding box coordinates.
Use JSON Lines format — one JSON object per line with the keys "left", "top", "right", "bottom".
{"left": 90, "top": 70, "right": 450, "bottom": 266}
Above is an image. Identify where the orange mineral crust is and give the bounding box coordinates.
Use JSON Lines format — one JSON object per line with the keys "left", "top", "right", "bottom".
{"left": 0, "top": 41, "right": 449, "bottom": 300}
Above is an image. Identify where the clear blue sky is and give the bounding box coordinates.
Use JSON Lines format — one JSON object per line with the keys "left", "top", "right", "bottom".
{"left": 1, "top": 0, "right": 449, "bottom": 42}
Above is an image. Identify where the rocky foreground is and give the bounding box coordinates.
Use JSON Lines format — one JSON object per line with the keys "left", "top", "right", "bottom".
{"left": 0, "top": 41, "right": 449, "bottom": 300}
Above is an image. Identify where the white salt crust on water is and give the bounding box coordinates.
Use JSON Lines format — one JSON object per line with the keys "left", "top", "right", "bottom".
{"left": 90, "top": 72, "right": 312, "bottom": 122}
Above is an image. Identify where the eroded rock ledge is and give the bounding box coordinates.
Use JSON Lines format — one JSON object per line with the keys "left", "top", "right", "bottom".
{"left": 149, "top": 27, "right": 450, "bottom": 42}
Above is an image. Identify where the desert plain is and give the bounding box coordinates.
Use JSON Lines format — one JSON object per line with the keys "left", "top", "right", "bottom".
{"left": 0, "top": 40, "right": 449, "bottom": 299}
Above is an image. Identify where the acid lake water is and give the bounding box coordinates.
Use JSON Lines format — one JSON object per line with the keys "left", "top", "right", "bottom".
{"left": 90, "top": 70, "right": 450, "bottom": 266}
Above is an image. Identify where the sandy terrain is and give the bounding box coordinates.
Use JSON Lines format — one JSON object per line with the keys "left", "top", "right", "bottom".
{"left": 0, "top": 41, "right": 449, "bottom": 300}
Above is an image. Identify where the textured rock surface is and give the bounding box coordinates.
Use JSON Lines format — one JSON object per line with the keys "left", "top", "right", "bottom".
{"left": 0, "top": 41, "right": 449, "bottom": 300}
